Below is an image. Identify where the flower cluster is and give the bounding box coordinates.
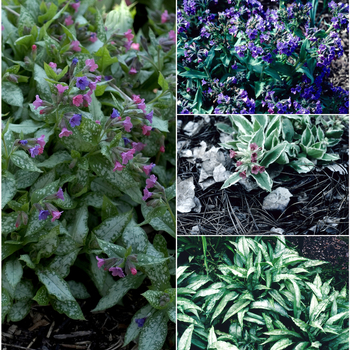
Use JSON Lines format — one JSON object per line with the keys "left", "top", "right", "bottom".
{"left": 96, "top": 252, "right": 138, "bottom": 278}
{"left": 177, "top": 0, "right": 349, "bottom": 114}
{"left": 15, "top": 135, "right": 46, "bottom": 158}
{"left": 229, "top": 143, "right": 265, "bottom": 179}
{"left": 34, "top": 188, "right": 65, "bottom": 222}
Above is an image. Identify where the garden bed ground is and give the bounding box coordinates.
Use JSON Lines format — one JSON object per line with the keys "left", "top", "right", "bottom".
{"left": 177, "top": 116, "right": 349, "bottom": 235}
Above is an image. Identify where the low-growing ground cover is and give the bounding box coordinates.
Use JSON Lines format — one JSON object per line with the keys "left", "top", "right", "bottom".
{"left": 2, "top": 0, "right": 176, "bottom": 349}
{"left": 177, "top": 115, "right": 349, "bottom": 235}
{"left": 177, "top": 0, "right": 349, "bottom": 114}
{"left": 177, "top": 236, "right": 349, "bottom": 350}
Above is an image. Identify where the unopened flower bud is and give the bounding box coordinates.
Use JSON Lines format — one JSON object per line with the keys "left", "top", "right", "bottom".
{"left": 21, "top": 211, "right": 28, "bottom": 225}
{"left": 7, "top": 74, "right": 18, "bottom": 83}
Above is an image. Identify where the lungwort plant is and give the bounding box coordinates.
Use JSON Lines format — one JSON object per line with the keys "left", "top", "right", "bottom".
{"left": 177, "top": 0, "right": 349, "bottom": 114}
{"left": 177, "top": 236, "right": 349, "bottom": 350}
{"left": 217, "top": 115, "right": 348, "bottom": 192}
{"left": 2, "top": 0, "right": 176, "bottom": 349}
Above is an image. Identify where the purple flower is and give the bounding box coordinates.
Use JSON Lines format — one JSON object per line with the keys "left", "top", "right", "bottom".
{"left": 111, "top": 108, "right": 120, "bottom": 119}
{"left": 38, "top": 210, "right": 50, "bottom": 220}
{"left": 72, "top": 58, "right": 78, "bottom": 65}
{"left": 109, "top": 266, "right": 125, "bottom": 277}
{"left": 143, "top": 163, "right": 155, "bottom": 176}
{"left": 33, "top": 95, "right": 43, "bottom": 109}
{"left": 146, "top": 174, "right": 157, "bottom": 189}
{"left": 56, "top": 84, "right": 69, "bottom": 94}
{"left": 55, "top": 188, "right": 65, "bottom": 201}
{"left": 96, "top": 256, "right": 105, "bottom": 268}
{"left": 142, "top": 188, "right": 153, "bottom": 201}
{"left": 201, "top": 79, "right": 207, "bottom": 85}
{"left": 250, "top": 143, "right": 259, "bottom": 151}
{"left": 76, "top": 76, "right": 89, "bottom": 90}
{"left": 51, "top": 211, "right": 63, "bottom": 222}
{"left": 135, "top": 317, "right": 147, "bottom": 328}
{"left": 29, "top": 145, "right": 41, "bottom": 158}
{"left": 122, "top": 117, "right": 133, "bottom": 132}
{"left": 251, "top": 165, "right": 259, "bottom": 174}
{"left": 69, "top": 114, "right": 82, "bottom": 127}
{"left": 113, "top": 161, "right": 125, "bottom": 172}
{"left": 19, "top": 140, "right": 28, "bottom": 145}
{"left": 123, "top": 137, "right": 131, "bottom": 146}
{"left": 132, "top": 142, "right": 146, "bottom": 152}
{"left": 145, "top": 110, "right": 153, "bottom": 123}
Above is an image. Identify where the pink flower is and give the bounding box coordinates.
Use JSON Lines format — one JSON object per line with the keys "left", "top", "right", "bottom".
{"left": 109, "top": 267, "right": 125, "bottom": 278}
{"left": 71, "top": 2, "right": 80, "bottom": 12}
{"left": 33, "top": 95, "right": 43, "bottom": 109}
{"left": 142, "top": 188, "right": 153, "bottom": 201}
{"left": 95, "top": 120, "right": 101, "bottom": 125}
{"left": 85, "top": 58, "right": 98, "bottom": 72}
{"left": 251, "top": 153, "right": 258, "bottom": 162}
{"left": 59, "top": 128, "right": 73, "bottom": 138}
{"left": 36, "top": 135, "right": 46, "bottom": 148}
{"left": 251, "top": 165, "right": 259, "bottom": 174}
{"left": 259, "top": 166, "right": 265, "bottom": 173}
{"left": 96, "top": 256, "right": 105, "bottom": 268}
{"left": 146, "top": 174, "right": 157, "bottom": 189}
{"left": 121, "top": 148, "right": 135, "bottom": 164}
{"left": 130, "top": 267, "right": 137, "bottom": 275}
{"left": 132, "top": 95, "right": 143, "bottom": 104}
{"left": 95, "top": 75, "right": 102, "bottom": 82}
{"left": 122, "top": 117, "right": 133, "bottom": 132}
{"left": 161, "top": 10, "right": 169, "bottom": 23}
{"left": 236, "top": 161, "right": 243, "bottom": 167}
{"left": 239, "top": 171, "right": 247, "bottom": 179}
{"left": 70, "top": 40, "right": 81, "bottom": 52}
{"left": 72, "top": 94, "right": 83, "bottom": 106}
{"left": 65, "top": 16, "right": 74, "bottom": 26}
{"left": 143, "top": 163, "right": 155, "bottom": 176}
{"left": 169, "top": 30, "right": 176, "bottom": 42}
{"left": 124, "top": 29, "right": 134, "bottom": 41}
{"left": 49, "top": 62, "right": 57, "bottom": 69}
{"left": 51, "top": 210, "right": 63, "bottom": 222}
{"left": 229, "top": 150, "right": 237, "bottom": 158}
{"left": 160, "top": 145, "right": 165, "bottom": 153}
{"left": 55, "top": 84, "right": 69, "bottom": 94}
{"left": 89, "top": 32, "right": 98, "bottom": 43}
{"left": 131, "top": 43, "right": 140, "bottom": 50}
{"left": 113, "top": 161, "right": 125, "bottom": 172}
{"left": 129, "top": 67, "right": 137, "bottom": 75}
{"left": 250, "top": 143, "right": 259, "bottom": 151}
{"left": 142, "top": 125, "right": 152, "bottom": 136}
{"left": 132, "top": 142, "right": 146, "bottom": 152}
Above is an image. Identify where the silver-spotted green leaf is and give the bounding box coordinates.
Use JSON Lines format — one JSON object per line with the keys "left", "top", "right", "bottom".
{"left": 8, "top": 299, "right": 32, "bottom": 322}
{"left": 8, "top": 120, "right": 45, "bottom": 134}
{"left": 2, "top": 176, "right": 17, "bottom": 209}
{"left": 187, "top": 276, "right": 212, "bottom": 291}
{"left": 51, "top": 298, "right": 85, "bottom": 320}
{"left": 31, "top": 225, "right": 60, "bottom": 263}
{"left": 250, "top": 300, "right": 289, "bottom": 317}
{"left": 31, "top": 179, "right": 60, "bottom": 204}
{"left": 11, "top": 151, "right": 43, "bottom": 173}
{"left": 223, "top": 300, "right": 251, "bottom": 323}
{"left": 177, "top": 288, "right": 196, "bottom": 295}
{"left": 177, "top": 297, "right": 202, "bottom": 312}
{"left": 153, "top": 234, "right": 169, "bottom": 257}
{"left": 142, "top": 289, "right": 175, "bottom": 310}
{"left": 2, "top": 82, "right": 24, "bottom": 107}
{"left": 124, "top": 303, "right": 155, "bottom": 346}
{"left": 19, "top": 254, "right": 35, "bottom": 269}
{"left": 67, "top": 280, "right": 91, "bottom": 299}
{"left": 55, "top": 233, "right": 77, "bottom": 255}
{"left": 178, "top": 312, "right": 197, "bottom": 324}
{"left": 142, "top": 203, "right": 175, "bottom": 237}
{"left": 67, "top": 206, "right": 89, "bottom": 246}
{"left": 208, "top": 326, "right": 217, "bottom": 348}
{"left": 165, "top": 183, "right": 176, "bottom": 201}
{"left": 2, "top": 212, "right": 18, "bottom": 235}
{"left": 96, "top": 238, "right": 126, "bottom": 258}
{"left": 122, "top": 219, "right": 148, "bottom": 254}
{"left": 33, "top": 63, "right": 52, "bottom": 101}
{"left": 36, "top": 268, "right": 76, "bottom": 302}
{"left": 139, "top": 204, "right": 168, "bottom": 226}
{"left": 91, "top": 177, "right": 122, "bottom": 197}
{"left": 2, "top": 244, "right": 22, "bottom": 261}
{"left": 81, "top": 192, "right": 104, "bottom": 208}
{"left": 101, "top": 195, "right": 119, "bottom": 221}
{"left": 15, "top": 169, "right": 40, "bottom": 189}
{"left": 139, "top": 310, "right": 168, "bottom": 350}
{"left": 53, "top": 190, "right": 76, "bottom": 210}
{"left": 139, "top": 256, "right": 171, "bottom": 291}
{"left": 92, "top": 273, "right": 145, "bottom": 311}
{"left": 38, "top": 151, "right": 72, "bottom": 168}
{"left": 167, "top": 302, "right": 176, "bottom": 323}
{"left": 49, "top": 249, "right": 80, "bottom": 278}
{"left": 2, "top": 289, "right": 12, "bottom": 323}
{"left": 4, "top": 259, "right": 23, "bottom": 289}
{"left": 211, "top": 341, "right": 239, "bottom": 350}
{"left": 14, "top": 280, "right": 34, "bottom": 301}
{"left": 270, "top": 338, "right": 293, "bottom": 350}
{"left": 177, "top": 266, "right": 189, "bottom": 279}
{"left": 30, "top": 169, "right": 56, "bottom": 194}
{"left": 93, "top": 210, "right": 133, "bottom": 242}
{"left": 178, "top": 324, "right": 194, "bottom": 350}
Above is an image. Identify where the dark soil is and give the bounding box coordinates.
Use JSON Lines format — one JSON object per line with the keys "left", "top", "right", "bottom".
{"left": 2, "top": 283, "right": 175, "bottom": 350}
{"left": 177, "top": 115, "right": 349, "bottom": 235}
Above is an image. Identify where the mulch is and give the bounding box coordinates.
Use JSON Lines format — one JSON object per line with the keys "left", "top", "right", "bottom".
{"left": 177, "top": 115, "right": 349, "bottom": 236}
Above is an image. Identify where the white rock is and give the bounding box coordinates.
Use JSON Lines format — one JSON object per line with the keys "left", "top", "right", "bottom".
{"left": 177, "top": 177, "right": 196, "bottom": 213}
{"left": 262, "top": 187, "right": 293, "bottom": 212}
{"left": 213, "top": 164, "right": 231, "bottom": 182}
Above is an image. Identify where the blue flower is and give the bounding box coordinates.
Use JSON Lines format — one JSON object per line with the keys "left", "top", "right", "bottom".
{"left": 76, "top": 76, "right": 89, "bottom": 90}
{"left": 135, "top": 317, "right": 147, "bottom": 328}
{"left": 39, "top": 210, "right": 50, "bottom": 220}
{"left": 111, "top": 108, "right": 120, "bottom": 119}
{"left": 69, "top": 114, "right": 82, "bottom": 127}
